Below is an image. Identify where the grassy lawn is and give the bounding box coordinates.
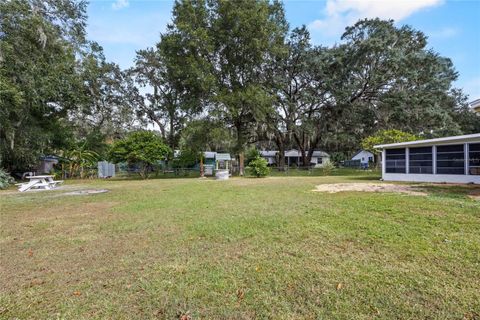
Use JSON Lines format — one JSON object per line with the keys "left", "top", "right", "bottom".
{"left": 1, "top": 175, "right": 479, "bottom": 319}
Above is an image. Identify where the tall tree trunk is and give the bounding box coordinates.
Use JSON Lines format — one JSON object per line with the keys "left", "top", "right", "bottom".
{"left": 239, "top": 152, "right": 245, "bottom": 176}
{"left": 235, "top": 121, "right": 245, "bottom": 176}
{"left": 169, "top": 116, "right": 175, "bottom": 150}
{"left": 293, "top": 132, "right": 308, "bottom": 169}
{"left": 274, "top": 133, "right": 286, "bottom": 171}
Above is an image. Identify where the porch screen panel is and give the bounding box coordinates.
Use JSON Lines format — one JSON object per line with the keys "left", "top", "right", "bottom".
{"left": 409, "top": 146, "right": 432, "bottom": 174}
{"left": 469, "top": 143, "right": 480, "bottom": 175}
{"left": 385, "top": 148, "right": 406, "bottom": 173}
{"left": 436, "top": 144, "right": 465, "bottom": 175}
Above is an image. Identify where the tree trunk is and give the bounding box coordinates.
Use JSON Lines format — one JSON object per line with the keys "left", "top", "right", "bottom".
{"left": 169, "top": 116, "right": 175, "bottom": 150}
{"left": 199, "top": 155, "right": 204, "bottom": 177}
{"left": 275, "top": 134, "right": 286, "bottom": 171}
{"left": 239, "top": 152, "right": 245, "bottom": 176}
{"left": 139, "top": 163, "right": 149, "bottom": 179}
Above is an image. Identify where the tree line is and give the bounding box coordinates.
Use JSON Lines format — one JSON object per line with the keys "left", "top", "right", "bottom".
{"left": 1, "top": 0, "right": 479, "bottom": 174}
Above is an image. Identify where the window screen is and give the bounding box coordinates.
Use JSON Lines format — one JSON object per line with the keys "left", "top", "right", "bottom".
{"left": 409, "top": 146, "right": 432, "bottom": 174}
{"left": 386, "top": 148, "right": 406, "bottom": 173}
{"left": 469, "top": 143, "right": 480, "bottom": 175}
{"left": 436, "top": 144, "right": 465, "bottom": 175}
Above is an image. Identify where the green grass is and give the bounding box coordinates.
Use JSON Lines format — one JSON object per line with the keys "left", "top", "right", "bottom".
{"left": 267, "top": 167, "right": 381, "bottom": 178}
{"left": 0, "top": 176, "right": 479, "bottom": 319}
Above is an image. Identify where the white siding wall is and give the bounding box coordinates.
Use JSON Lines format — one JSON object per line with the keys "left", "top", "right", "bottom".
{"left": 383, "top": 173, "right": 479, "bottom": 184}
{"left": 352, "top": 150, "right": 374, "bottom": 164}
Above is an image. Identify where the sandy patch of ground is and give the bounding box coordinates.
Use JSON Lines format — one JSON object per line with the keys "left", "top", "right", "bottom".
{"left": 313, "top": 183, "right": 428, "bottom": 196}
{"left": 467, "top": 189, "right": 480, "bottom": 201}
{"left": 0, "top": 185, "right": 108, "bottom": 197}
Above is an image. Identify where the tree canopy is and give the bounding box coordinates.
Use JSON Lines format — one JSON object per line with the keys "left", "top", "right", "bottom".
{"left": 108, "top": 131, "right": 171, "bottom": 179}
{"left": 1, "top": 0, "right": 478, "bottom": 174}
{"left": 361, "top": 130, "right": 419, "bottom": 155}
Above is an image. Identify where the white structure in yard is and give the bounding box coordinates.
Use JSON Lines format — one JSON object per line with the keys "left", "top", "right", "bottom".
{"left": 351, "top": 150, "right": 374, "bottom": 167}
{"left": 375, "top": 133, "right": 480, "bottom": 184}
{"left": 260, "top": 149, "right": 330, "bottom": 168}
{"left": 471, "top": 99, "right": 480, "bottom": 113}
{"left": 98, "top": 161, "right": 116, "bottom": 178}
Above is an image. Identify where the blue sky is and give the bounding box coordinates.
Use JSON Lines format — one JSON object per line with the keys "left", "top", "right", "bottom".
{"left": 87, "top": 0, "right": 480, "bottom": 100}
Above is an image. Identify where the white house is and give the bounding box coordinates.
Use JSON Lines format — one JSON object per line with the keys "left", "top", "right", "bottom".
{"left": 260, "top": 149, "right": 330, "bottom": 168}
{"left": 351, "top": 150, "right": 374, "bottom": 167}
{"left": 375, "top": 133, "right": 480, "bottom": 184}
{"left": 471, "top": 99, "right": 480, "bottom": 113}
{"left": 259, "top": 150, "right": 277, "bottom": 165}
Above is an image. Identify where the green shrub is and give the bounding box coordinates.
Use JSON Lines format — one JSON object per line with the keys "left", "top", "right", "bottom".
{"left": 249, "top": 156, "right": 270, "bottom": 178}
{"left": 0, "top": 168, "right": 15, "bottom": 189}
{"left": 321, "top": 160, "right": 335, "bottom": 176}
{"left": 246, "top": 147, "right": 261, "bottom": 165}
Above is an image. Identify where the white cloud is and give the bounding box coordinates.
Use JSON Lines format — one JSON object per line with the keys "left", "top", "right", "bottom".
{"left": 308, "top": 0, "right": 444, "bottom": 43}
{"left": 112, "top": 0, "right": 129, "bottom": 10}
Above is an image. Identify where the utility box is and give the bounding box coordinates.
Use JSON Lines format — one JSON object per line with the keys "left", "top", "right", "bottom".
{"left": 98, "top": 161, "right": 116, "bottom": 178}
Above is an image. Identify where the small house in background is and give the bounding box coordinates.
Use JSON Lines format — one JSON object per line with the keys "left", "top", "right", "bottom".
{"left": 38, "top": 155, "right": 59, "bottom": 174}
{"left": 375, "top": 133, "right": 480, "bottom": 184}
{"left": 471, "top": 99, "right": 480, "bottom": 113}
{"left": 259, "top": 150, "right": 277, "bottom": 165}
{"left": 215, "top": 153, "right": 232, "bottom": 170}
{"left": 260, "top": 149, "right": 330, "bottom": 168}
{"left": 351, "top": 150, "right": 374, "bottom": 168}
{"left": 203, "top": 151, "right": 217, "bottom": 176}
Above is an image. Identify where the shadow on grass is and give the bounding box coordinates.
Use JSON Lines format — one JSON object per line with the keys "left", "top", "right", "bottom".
{"left": 414, "top": 184, "right": 480, "bottom": 200}
{"left": 347, "top": 175, "right": 382, "bottom": 181}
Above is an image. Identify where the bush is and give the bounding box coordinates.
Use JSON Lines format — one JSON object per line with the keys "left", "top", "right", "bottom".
{"left": 249, "top": 156, "right": 270, "bottom": 178}
{"left": 246, "top": 147, "right": 261, "bottom": 165}
{"left": 172, "top": 149, "right": 200, "bottom": 169}
{"left": 321, "top": 160, "right": 335, "bottom": 176}
{"left": 0, "top": 168, "right": 15, "bottom": 189}
{"left": 329, "top": 152, "right": 347, "bottom": 166}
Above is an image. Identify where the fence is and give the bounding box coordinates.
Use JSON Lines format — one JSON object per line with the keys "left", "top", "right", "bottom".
{"left": 343, "top": 159, "right": 362, "bottom": 168}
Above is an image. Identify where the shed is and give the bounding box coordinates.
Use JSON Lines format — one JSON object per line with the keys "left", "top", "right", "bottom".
{"left": 38, "top": 156, "right": 59, "bottom": 174}
{"left": 215, "top": 153, "right": 232, "bottom": 170}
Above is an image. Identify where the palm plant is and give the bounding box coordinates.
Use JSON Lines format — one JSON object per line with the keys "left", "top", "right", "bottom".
{"left": 62, "top": 145, "right": 99, "bottom": 178}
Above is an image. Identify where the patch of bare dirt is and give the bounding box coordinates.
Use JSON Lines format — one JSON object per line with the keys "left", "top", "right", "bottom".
{"left": 468, "top": 189, "right": 480, "bottom": 201}
{"left": 313, "top": 183, "right": 427, "bottom": 196}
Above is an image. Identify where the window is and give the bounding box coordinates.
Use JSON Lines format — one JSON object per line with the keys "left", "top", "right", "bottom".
{"left": 469, "top": 143, "right": 480, "bottom": 175}
{"left": 409, "top": 146, "right": 432, "bottom": 174}
{"left": 436, "top": 144, "right": 465, "bottom": 175}
{"left": 317, "top": 157, "right": 323, "bottom": 164}
{"left": 385, "top": 148, "right": 406, "bottom": 173}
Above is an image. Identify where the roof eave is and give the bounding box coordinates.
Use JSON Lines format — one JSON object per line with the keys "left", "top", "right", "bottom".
{"left": 374, "top": 133, "right": 480, "bottom": 149}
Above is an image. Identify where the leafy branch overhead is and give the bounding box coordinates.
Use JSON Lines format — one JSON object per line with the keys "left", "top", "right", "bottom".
{"left": 1, "top": 0, "right": 478, "bottom": 173}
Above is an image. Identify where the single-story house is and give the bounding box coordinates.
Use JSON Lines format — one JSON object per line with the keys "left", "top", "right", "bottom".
{"left": 259, "top": 150, "right": 277, "bottom": 165}
{"left": 375, "top": 133, "right": 480, "bottom": 184}
{"left": 38, "top": 155, "right": 59, "bottom": 174}
{"left": 260, "top": 149, "right": 330, "bottom": 168}
{"left": 203, "top": 152, "right": 233, "bottom": 175}
{"left": 471, "top": 99, "right": 480, "bottom": 113}
{"left": 174, "top": 151, "right": 233, "bottom": 176}
{"left": 351, "top": 150, "right": 374, "bottom": 168}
